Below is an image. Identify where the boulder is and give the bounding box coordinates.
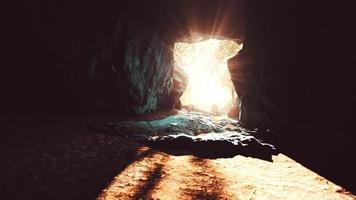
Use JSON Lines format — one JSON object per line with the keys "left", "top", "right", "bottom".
{"left": 99, "top": 111, "right": 277, "bottom": 160}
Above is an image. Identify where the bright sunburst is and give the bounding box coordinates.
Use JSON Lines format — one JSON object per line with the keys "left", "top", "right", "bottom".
{"left": 174, "top": 38, "right": 243, "bottom": 115}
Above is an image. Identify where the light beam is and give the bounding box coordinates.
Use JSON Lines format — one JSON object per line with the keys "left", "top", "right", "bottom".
{"left": 174, "top": 38, "right": 242, "bottom": 115}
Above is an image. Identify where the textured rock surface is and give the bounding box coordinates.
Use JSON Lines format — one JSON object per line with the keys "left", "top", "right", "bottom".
{"left": 105, "top": 111, "right": 229, "bottom": 137}
{"left": 121, "top": 28, "right": 174, "bottom": 114}
{"left": 101, "top": 111, "right": 277, "bottom": 159}
{"left": 68, "top": 22, "right": 176, "bottom": 114}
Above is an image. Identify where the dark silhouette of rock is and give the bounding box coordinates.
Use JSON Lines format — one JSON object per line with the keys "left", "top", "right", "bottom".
{"left": 100, "top": 111, "right": 277, "bottom": 160}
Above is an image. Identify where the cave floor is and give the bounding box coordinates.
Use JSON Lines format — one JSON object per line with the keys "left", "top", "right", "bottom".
{"left": 0, "top": 114, "right": 355, "bottom": 200}
{"left": 98, "top": 147, "right": 354, "bottom": 200}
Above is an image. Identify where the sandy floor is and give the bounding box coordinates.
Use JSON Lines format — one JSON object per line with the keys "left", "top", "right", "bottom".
{"left": 1, "top": 114, "right": 354, "bottom": 200}
{"left": 98, "top": 147, "right": 355, "bottom": 200}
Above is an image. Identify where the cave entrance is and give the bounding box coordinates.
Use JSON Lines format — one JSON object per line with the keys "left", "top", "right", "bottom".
{"left": 174, "top": 38, "right": 243, "bottom": 116}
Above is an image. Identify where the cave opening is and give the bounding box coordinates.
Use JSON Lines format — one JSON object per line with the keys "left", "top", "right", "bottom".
{"left": 173, "top": 38, "right": 243, "bottom": 116}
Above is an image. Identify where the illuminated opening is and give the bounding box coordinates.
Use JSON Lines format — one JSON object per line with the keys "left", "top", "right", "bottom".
{"left": 174, "top": 38, "right": 243, "bottom": 115}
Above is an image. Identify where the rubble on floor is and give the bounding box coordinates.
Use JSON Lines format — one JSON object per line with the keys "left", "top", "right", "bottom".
{"left": 101, "top": 111, "right": 277, "bottom": 159}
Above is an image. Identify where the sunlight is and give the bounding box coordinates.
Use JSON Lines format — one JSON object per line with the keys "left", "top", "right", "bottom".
{"left": 97, "top": 150, "right": 355, "bottom": 200}
{"left": 174, "top": 38, "right": 243, "bottom": 115}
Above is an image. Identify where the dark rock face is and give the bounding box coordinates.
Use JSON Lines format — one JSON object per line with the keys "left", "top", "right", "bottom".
{"left": 145, "top": 133, "right": 276, "bottom": 160}
{"left": 121, "top": 28, "right": 174, "bottom": 114}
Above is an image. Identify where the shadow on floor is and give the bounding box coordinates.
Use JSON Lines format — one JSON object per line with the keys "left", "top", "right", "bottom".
{"left": 277, "top": 127, "right": 356, "bottom": 194}
{"left": 130, "top": 163, "right": 164, "bottom": 200}
{"left": 0, "top": 116, "right": 155, "bottom": 200}
{"left": 188, "top": 157, "right": 225, "bottom": 200}
{"left": 141, "top": 137, "right": 277, "bottom": 161}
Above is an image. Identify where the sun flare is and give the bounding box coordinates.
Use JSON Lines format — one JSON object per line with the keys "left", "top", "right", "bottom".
{"left": 174, "top": 38, "right": 243, "bottom": 115}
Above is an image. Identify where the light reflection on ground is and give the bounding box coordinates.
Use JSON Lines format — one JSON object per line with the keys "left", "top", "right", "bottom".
{"left": 97, "top": 149, "right": 355, "bottom": 200}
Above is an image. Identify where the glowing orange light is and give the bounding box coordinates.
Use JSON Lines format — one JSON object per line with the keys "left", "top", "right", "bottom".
{"left": 174, "top": 38, "right": 243, "bottom": 115}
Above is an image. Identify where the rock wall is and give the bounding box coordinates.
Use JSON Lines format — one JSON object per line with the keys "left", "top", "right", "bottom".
{"left": 228, "top": 1, "right": 356, "bottom": 191}
{"left": 121, "top": 26, "right": 174, "bottom": 114}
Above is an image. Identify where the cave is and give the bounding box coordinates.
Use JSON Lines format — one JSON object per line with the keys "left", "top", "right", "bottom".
{"left": 2, "top": 0, "right": 355, "bottom": 199}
